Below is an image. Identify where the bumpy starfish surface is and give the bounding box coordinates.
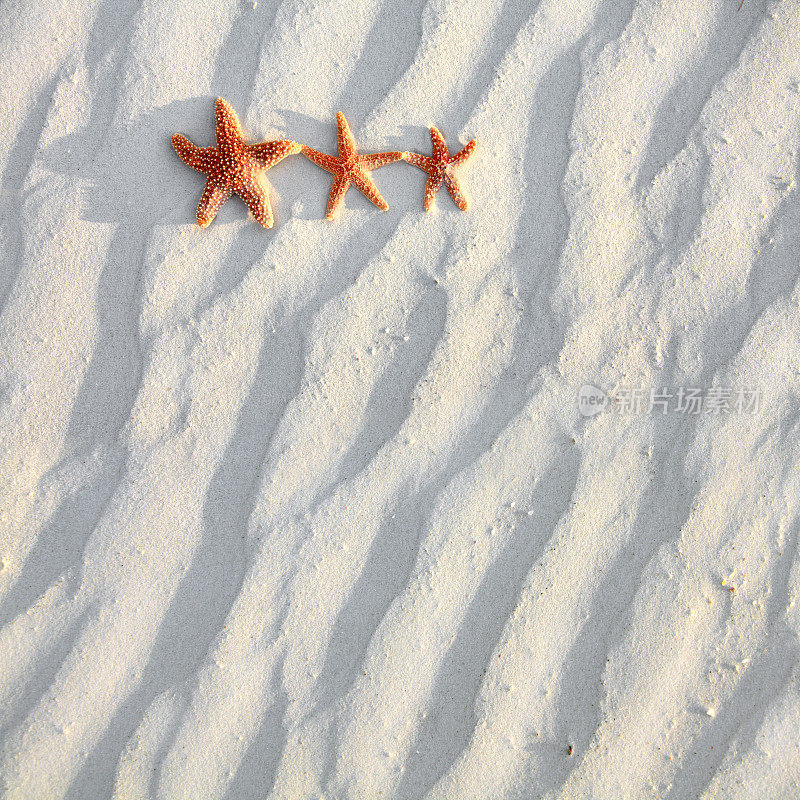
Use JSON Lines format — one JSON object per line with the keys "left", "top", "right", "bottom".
{"left": 403, "top": 127, "right": 476, "bottom": 211}
{"left": 301, "top": 112, "right": 403, "bottom": 219}
{"left": 172, "top": 98, "right": 300, "bottom": 228}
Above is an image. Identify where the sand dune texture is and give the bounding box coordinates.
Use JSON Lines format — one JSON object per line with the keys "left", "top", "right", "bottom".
{"left": 1, "top": 0, "right": 800, "bottom": 798}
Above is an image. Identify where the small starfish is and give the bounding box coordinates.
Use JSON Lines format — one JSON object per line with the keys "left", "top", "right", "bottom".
{"left": 172, "top": 98, "right": 300, "bottom": 228}
{"left": 403, "top": 127, "right": 476, "bottom": 211}
{"left": 301, "top": 112, "right": 403, "bottom": 219}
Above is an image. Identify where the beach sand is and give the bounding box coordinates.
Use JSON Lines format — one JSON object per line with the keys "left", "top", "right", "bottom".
{"left": 1, "top": 0, "right": 799, "bottom": 797}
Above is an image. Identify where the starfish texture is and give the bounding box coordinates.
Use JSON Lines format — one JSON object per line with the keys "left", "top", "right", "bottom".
{"left": 172, "top": 98, "right": 300, "bottom": 228}
{"left": 301, "top": 112, "right": 403, "bottom": 219}
{"left": 403, "top": 127, "right": 476, "bottom": 211}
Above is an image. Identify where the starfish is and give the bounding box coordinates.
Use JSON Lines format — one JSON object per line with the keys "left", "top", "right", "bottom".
{"left": 301, "top": 112, "right": 403, "bottom": 219}
{"left": 403, "top": 127, "right": 476, "bottom": 211}
{"left": 172, "top": 98, "right": 300, "bottom": 228}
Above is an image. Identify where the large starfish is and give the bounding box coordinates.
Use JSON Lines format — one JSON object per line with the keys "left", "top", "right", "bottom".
{"left": 403, "top": 127, "right": 476, "bottom": 211}
{"left": 172, "top": 98, "right": 300, "bottom": 228}
{"left": 301, "top": 112, "right": 403, "bottom": 219}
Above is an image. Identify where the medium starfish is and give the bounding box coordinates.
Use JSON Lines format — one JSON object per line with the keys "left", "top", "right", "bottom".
{"left": 172, "top": 98, "right": 300, "bottom": 228}
{"left": 403, "top": 127, "right": 476, "bottom": 211}
{"left": 301, "top": 112, "right": 403, "bottom": 219}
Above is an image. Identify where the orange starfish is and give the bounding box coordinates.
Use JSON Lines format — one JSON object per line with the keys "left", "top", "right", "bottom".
{"left": 301, "top": 112, "right": 403, "bottom": 219}
{"left": 172, "top": 98, "right": 300, "bottom": 228}
{"left": 403, "top": 127, "right": 476, "bottom": 211}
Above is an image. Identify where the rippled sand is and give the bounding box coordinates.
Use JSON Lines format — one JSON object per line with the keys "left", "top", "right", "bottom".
{"left": 1, "top": 0, "right": 799, "bottom": 798}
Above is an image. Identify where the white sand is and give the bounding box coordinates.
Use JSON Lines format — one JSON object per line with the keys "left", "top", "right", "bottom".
{"left": 1, "top": 0, "right": 800, "bottom": 798}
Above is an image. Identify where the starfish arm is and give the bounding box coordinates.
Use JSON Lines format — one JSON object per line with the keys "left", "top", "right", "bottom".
{"left": 357, "top": 151, "right": 404, "bottom": 171}
{"left": 326, "top": 174, "right": 351, "bottom": 219}
{"left": 237, "top": 180, "right": 274, "bottom": 228}
{"left": 423, "top": 174, "right": 444, "bottom": 212}
{"left": 172, "top": 135, "right": 217, "bottom": 174}
{"left": 449, "top": 139, "right": 477, "bottom": 165}
{"left": 214, "top": 98, "right": 246, "bottom": 148}
{"left": 351, "top": 170, "right": 389, "bottom": 211}
{"left": 430, "top": 127, "right": 448, "bottom": 161}
{"left": 247, "top": 140, "right": 301, "bottom": 168}
{"left": 301, "top": 145, "right": 340, "bottom": 173}
{"left": 196, "top": 182, "right": 232, "bottom": 227}
{"left": 444, "top": 173, "right": 468, "bottom": 211}
{"left": 402, "top": 152, "right": 435, "bottom": 172}
{"left": 336, "top": 112, "right": 357, "bottom": 160}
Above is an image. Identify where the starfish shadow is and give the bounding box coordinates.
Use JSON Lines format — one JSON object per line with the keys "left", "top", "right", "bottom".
{"left": 39, "top": 98, "right": 206, "bottom": 228}
{"left": 40, "top": 96, "right": 305, "bottom": 231}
